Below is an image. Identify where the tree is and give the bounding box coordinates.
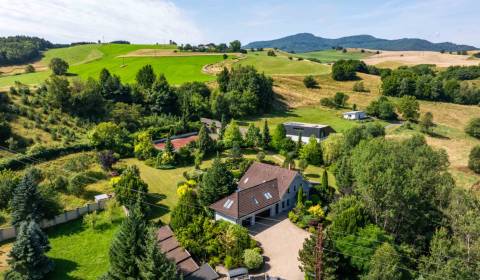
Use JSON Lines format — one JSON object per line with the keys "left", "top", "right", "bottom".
{"left": 261, "top": 120, "right": 271, "bottom": 149}
{"left": 45, "top": 75, "right": 71, "bottom": 110}
{"left": 113, "top": 166, "right": 149, "bottom": 209}
{"left": 97, "top": 150, "right": 118, "bottom": 171}
{"left": 0, "top": 170, "right": 18, "bottom": 210}
{"left": 229, "top": 40, "right": 242, "bottom": 52}
{"left": 350, "top": 137, "right": 453, "bottom": 247}
{"left": 223, "top": 120, "right": 243, "bottom": 148}
{"left": 363, "top": 243, "right": 405, "bottom": 280}
{"left": 321, "top": 169, "right": 328, "bottom": 190}
{"left": 243, "top": 249, "right": 263, "bottom": 270}
{"left": 300, "top": 135, "right": 323, "bottom": 166}
{"left": 465, "top": 117, "right": 480, "bottom": 138}
{"left": 271, "top": 124, "right": 287, "bottom": 151}
{"left": 332, "top": 59, "right": 357, "bottom": 81}
{"left": 147, "top": 74, "right": 178, "bottom": 115}
{"left": 303, "top": 75, "right": 318, "bottom": 88}
{"left": 197, "top": 124, "right": 214, "bottom": 154}
{"left": 333, "top": 92, "right": 349, "bottom": 108}
{"left": 170, "top": 191, "right": 200, "bottom": 231}
{"left": 134, "top": 131, "right": 156, "bottom": 160}
{"left": 468, "top": 145, "right": 480, "bottom": 173}
{"left": 217, "top": 67, "right": 230, "bottom": 92}
{"left": 11, "top": 169, "right": 45, "bottom": 227}
{"left": 24, "top": 64, "right": 35, "bottom": 73}
{"left": 198, "top": 157, "right": 235, "bottom": 206}
{"left": 0, "top": 119, "right": 11, "bottom": 144}
{"left": 321, "top": 133, "right": 344, "bottom": 166}
{"left": 49, "top": 57, "right": 69, "bottom": 75}
{"left": 104, "top": 206, "right": 147, "bottom": 279}
{"left": 335, "top": 155, "right": 354, "bottom": 194}
{"left": 89, "top": 122, "right": 130, "bottom": 155}
{"left": 420, "top": 112, "right": 434, "bottom": 133}
{"left": 299, "top": 232, "right": 339, "bottom": 280}
{"left": 297, "top": 187, "right": 304, "bottom": 205}
{"left": 245, "top": 123, "right": 261, "bottom": 148}
{"left": 397, "top": 95, "right": 420, "bottom": 121}
{"left": 353, "top": 81, "right": 368, "bottom": 92}
{"left": 366, "top": 96, "right": 397, "bottom": 120}
{"left": 139, "top": 228, "right": 179, "bottom": 280}
{"left": 5, "top": 221, "right": 54, "bottom": 279}
{"left": 136, "top": 64, "right": 156, "bottom": 88}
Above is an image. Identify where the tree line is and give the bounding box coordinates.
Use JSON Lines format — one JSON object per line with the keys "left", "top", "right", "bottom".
{"left": 0, "top": 36, "right": 56, "bottom": 66}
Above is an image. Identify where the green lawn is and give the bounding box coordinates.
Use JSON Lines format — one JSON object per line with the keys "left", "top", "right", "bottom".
{"left": 121, "top": 158, "right": 214, "bottom": 223}
{"left": 296, "top": 49, "right": 373, "bottom": 63}
{"left": 0, "top": 44, "right": 226, "bottom": 87}
{"left": 237, "top": 51, "right": 330, "bottom": 75}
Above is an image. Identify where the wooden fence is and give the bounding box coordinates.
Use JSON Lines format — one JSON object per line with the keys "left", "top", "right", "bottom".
{"left": 0, "top": 199, "right": 108, "bottom": 242}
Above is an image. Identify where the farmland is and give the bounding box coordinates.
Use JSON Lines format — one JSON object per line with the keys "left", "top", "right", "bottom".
{"left": 296, "top": 49, "right": 373, "bottom": 62}
{"left": 0, "top": 44, "right": 229, "bottom": 88}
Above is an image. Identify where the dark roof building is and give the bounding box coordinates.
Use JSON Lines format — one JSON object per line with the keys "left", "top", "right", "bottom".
{"left": 157, "top": 225, "right": 219, "bottom": 279}
{"left": 210, "top": 162, "right": 310, "bottom": 226}
{"left": 283, "top": 122, "right": 335, "bottom": 143}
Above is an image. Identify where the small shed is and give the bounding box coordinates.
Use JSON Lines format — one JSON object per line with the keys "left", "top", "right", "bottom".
{"left": 94, "top": 194, "right": 109, "bottom": 202}
{"left": 343, "top": 111, "right": 367, "bottom": 120}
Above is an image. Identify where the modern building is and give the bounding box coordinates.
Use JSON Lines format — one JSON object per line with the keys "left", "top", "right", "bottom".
{"left": 210, "top": 162, "right": 310, "bottom": 226}
{"left": 283, "top": 122, "right": 335, "bottom": 143}
{"left": 157, "top": 225, "right": 219, "bottom": 280}
{"left": 343, "top": 111, "right": 367, "bottom": 120}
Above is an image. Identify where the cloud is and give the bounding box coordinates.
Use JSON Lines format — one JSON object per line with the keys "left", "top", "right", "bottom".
{"left": 0, "top": 0, "right": 204, "bottom": 44}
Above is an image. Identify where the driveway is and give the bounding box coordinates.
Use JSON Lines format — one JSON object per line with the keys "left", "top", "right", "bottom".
{"left": 248, "top": 214, "right": 310, "bottom": 280}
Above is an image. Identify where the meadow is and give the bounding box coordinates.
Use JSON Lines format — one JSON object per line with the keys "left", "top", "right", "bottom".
{"left": 296, "top": 49, "right": 373, "bottom": 63}
{"left": 236, "top": 50, "right": 330, "bottom": 75}
{"left": 0, "top": 44, "right": 227, "bottom": 88}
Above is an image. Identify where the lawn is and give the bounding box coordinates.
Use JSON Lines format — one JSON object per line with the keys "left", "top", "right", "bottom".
{"left": 296, "top": 49, "right": 373, "bottom": 63}
{"left": 0, "top": 44, "right": 226, "bottom": 88}
{"left": 236, "top": 51, "right": 330, "bottom": 76}
{"left": 120, "top": 158, "right": 214, "bottom": 223}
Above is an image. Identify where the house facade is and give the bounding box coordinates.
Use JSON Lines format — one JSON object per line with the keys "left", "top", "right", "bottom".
{"left": 343, "top": 111, "right": 367, "bottom": 120}
{"left": 283, "top": 122, "right": 335, "bottom": 143}
{"left": 210, "top": 162, "right": 310, "bottom": 226}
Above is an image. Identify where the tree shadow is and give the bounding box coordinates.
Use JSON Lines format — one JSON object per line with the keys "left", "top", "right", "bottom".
{"left": 426, "top": 131, "right": 450, "bottom": 140}
{"left": 305, "top": 173, "right": 320, "bottom": 179}
{"left": 145, "top": 193, "right": 170, "bottom": 221}
{"left": 45, "top": 258, "right": 81, "bottom": 280}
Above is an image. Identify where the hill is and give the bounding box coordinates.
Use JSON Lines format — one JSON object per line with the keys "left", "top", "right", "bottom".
{"left": 245, "top": 33, "right": 478, "bottom": 53}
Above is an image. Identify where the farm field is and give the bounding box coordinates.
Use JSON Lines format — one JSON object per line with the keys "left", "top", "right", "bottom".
{"left": 296, "top": 49, "right": 373, "bottom": 62}
{"left": 236, "top": 50, "right": 330, "bottom": 75}
{"left": 363, "top": 50, "right": 480, "bottom": 68}
{"left": 0, "top": 44, "right": 228, "bottom": 88}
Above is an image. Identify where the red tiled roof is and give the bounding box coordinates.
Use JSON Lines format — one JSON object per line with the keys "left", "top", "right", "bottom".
{"left": 210, "top": 179, "right": 280, "bottom": 219}
{"left": 154, "top": 135, "right": 199, "bottom": 150}
{"left": 238, "top": 162, "right": 299, "bottom": 197}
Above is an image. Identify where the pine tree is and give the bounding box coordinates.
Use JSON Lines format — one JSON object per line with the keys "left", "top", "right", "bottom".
{"left": 197, "top": 124, "right": 213, "bottom": 154}
{"left": 139, "top": 227, "right": 179, "bottom": 280}
{"left": 322, "top": 169, "right": 329, "bottom": 190}
{"left": 6, "top": 221, "right": 54, "bottom": 279}
{"left": 199, "top": 157, "right": 235, "bottom": 206}
{"left": 170, "top": 191, "right": 200, "bottom": 231}
{"left": 114, "top": 165, "right": 149, "bottom": 209}
{"left": 296, "top": 133, "right": 303, "bottom": 154}
{"left": 245, "top": 123, "right": 261, "bottom": 148}
{"left": 217, "top": 67, "right": 230, "bottom": 93}
{"left": 262, "top": 120, "right": 271, "bottom": 149}
{"left": 297, "top": 187, "right": 304, "bottom": 206}
{"left": 164, "top": 136, "right": 175, "bottom": 156}
{"left": 219, "top": 114, "right": 227, "bottom": 140}
{"left": 104, "top": 206, "right": 147, "bottom": 279}
{"left": 11, "top": 169, "right": 44, "bottom": 227}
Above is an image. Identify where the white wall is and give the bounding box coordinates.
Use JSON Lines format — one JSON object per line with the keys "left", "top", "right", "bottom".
{"left": 287, "top": 134, "right": 327, "bottom": 143}
{"left": 215, "top": 212, "right": 238, "bottom": 224}
{"left": 280, "top": 174, "right": 311, "bottom": 212}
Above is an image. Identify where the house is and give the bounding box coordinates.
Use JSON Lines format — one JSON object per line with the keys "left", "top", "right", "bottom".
{"left": 157, "top": 225, "right": 219, "bottom": 280}
{"left": 153, "top": 132, "right": 198, "bottom": 151}
{"left": 283, "top": 122, "right": 335, "bottom": 143}
{"left": 200, "top": 117, "right": 222, "bottom": 133}
{"left": 343, "top": 111, "right": 367, "bottom": 120}
{"left": 210, "top": 162, "right": 310, "bottom": 226}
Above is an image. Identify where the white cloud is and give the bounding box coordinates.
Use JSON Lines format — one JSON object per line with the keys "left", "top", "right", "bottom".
{"left": 0, "top": 0, "right": 204, "bottom": 44}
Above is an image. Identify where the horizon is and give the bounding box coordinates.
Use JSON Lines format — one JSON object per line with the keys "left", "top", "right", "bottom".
{"left": 0, "top": 0, "right": 479, "bottom": 47}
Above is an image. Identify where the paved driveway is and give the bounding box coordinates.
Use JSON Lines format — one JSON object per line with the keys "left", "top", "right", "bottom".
{"left": 249, "top": 214, "right": 310, "bottom": 280}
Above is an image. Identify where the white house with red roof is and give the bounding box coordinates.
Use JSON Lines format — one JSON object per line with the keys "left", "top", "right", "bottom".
{"left": 210, "top": 162, "right": 310, "bottom": 226}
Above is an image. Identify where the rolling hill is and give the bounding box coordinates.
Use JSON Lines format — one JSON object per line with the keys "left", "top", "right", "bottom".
{"left": 245, "top": 33, "right": 478, "bottom": 53}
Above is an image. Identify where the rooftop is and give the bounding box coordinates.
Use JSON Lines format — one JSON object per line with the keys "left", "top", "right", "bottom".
{"left": 154, "top": 135, "right": 199, "bottom": 150}
{"left": 283, "top": 122, "right": 329, "bottom": 128}
{"left": 343, "top": 111, "right": 365, "bottom": 114}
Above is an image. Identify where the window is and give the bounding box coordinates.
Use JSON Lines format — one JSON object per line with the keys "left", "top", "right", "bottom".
{"left": 253, "top": 197, "right": 259, "bottom": 205}
{"left": 264, "top": 192, "right": 273, "bottom": 200}
{"left": 282, "top": 201, "right": 285, "bottom": 208}
{"left": 287, "top": 199, "right": 290, "bottom": 206}
{"left": 223, "top": 199, "right": 234, "bottom": 209}
{"left": 244, "top": 177, "right": 249, "bottom": 184}
{"left": 294, "top": 185, "right": 297, "bottom": 192}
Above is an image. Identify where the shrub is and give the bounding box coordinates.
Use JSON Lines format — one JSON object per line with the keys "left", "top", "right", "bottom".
{"left": 53, "top": 175, "right": 68, "bottom": 191}
{"left": 256, "top": 151, "right": 265, "bottom": 162}
{"left": 469, "top": 146, "right": 480, "bottom": 174}
{"left": 465, "top": 118, "right": 480, "bottom": 138}
{"left": 67, "top": 172, "right": 94, "bottom": 195}
{"left": 353, "top": 81, "right": 368, "bottom": 92}
{"left": 303, "top": 75, "right": 318, "bottom": 88}
{"left": 243, "top": 249, "right": 263, "bottom": 270}
{"left": 83, "top": 211, "right": 98, "bottom": 229}
{"left": 288, "top": 211, "right": 299, "bottom": 223}
{"left": 224, "top": 255, "right": 234, "bottom": 269}
{"left": 267, "top": 50, "right": 276, "bottom": 57}
{"left": 24, "top": 64, "right": 35, "bottom": 73}
{"left": 320, "top": 97, "right": 335, "bottom": 108}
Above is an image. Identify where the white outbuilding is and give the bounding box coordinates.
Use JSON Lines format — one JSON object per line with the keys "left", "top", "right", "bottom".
{"left": 343, "top": 111, "right": 367, "bottom": 120}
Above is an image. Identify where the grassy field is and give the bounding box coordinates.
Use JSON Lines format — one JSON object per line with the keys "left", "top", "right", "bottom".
{"left": 236, "top": 50, "right": 330, "bottom": 75}
{"left": 0, "top": 44, "right": 227, "bottom": 88}
{"left": 296, "top": 49, "right": 373, "bottom": 63}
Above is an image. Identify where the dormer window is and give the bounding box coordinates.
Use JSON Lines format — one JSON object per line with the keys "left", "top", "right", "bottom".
{"left": 264, "top": 192, "right": 273, "bottom": 199}
{"left": 223, "top": 199, "right": 234, "bottom": 209}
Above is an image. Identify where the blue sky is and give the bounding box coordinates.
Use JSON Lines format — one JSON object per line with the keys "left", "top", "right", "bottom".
{"left": 0, "top": 0, "right": 479, "bottom": 46}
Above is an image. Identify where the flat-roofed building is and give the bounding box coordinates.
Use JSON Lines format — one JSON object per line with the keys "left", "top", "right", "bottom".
{"left": 283, "top": 122, "right": 335, "bottom": 143}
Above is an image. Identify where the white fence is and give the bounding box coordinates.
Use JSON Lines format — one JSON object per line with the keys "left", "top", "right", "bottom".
{"left": 0, "top": 199, "right": 108, "bottom": 242}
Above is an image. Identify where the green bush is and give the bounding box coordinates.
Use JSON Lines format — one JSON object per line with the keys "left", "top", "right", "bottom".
{"left": 53, "top": 175, "right": 68, "bottom": 191}
{"left": 67, "top": 172, "right": 93, "bottom": 195}
{"left": 224, "top": 255, "right": 234, "bottom": 269}
{"left": 465, "top": 118, "right": 480, "bottom": 139}
{"left": 469, "top": 146, "right": 480, "bottom": 174}
{"left": 243, "top": 249, "right": 263, "bottom": 270}
{"left": 303, "top": 75, "right": 318, "bottom": 88}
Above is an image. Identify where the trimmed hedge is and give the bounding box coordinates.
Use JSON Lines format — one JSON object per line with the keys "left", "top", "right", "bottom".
{"left": 0, "top": 143, "right": 93, "bottom": 170}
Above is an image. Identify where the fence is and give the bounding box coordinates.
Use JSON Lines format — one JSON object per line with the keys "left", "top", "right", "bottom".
{"left": 0, "top": 199, "right": 109, "bottom": 242}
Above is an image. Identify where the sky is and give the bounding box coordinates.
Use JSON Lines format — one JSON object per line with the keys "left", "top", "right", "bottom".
{"left": 0, "top": 0, "right": 479, "bottom": 47}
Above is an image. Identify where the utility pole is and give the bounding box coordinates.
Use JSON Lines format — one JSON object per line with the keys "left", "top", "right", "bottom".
{"left": 315, "top": 223, "right": 323, "bottom": 280}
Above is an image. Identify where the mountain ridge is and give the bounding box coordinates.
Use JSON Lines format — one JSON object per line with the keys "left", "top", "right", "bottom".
{"left": 244, "top": 33, "right": 478, "bottom": 53}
